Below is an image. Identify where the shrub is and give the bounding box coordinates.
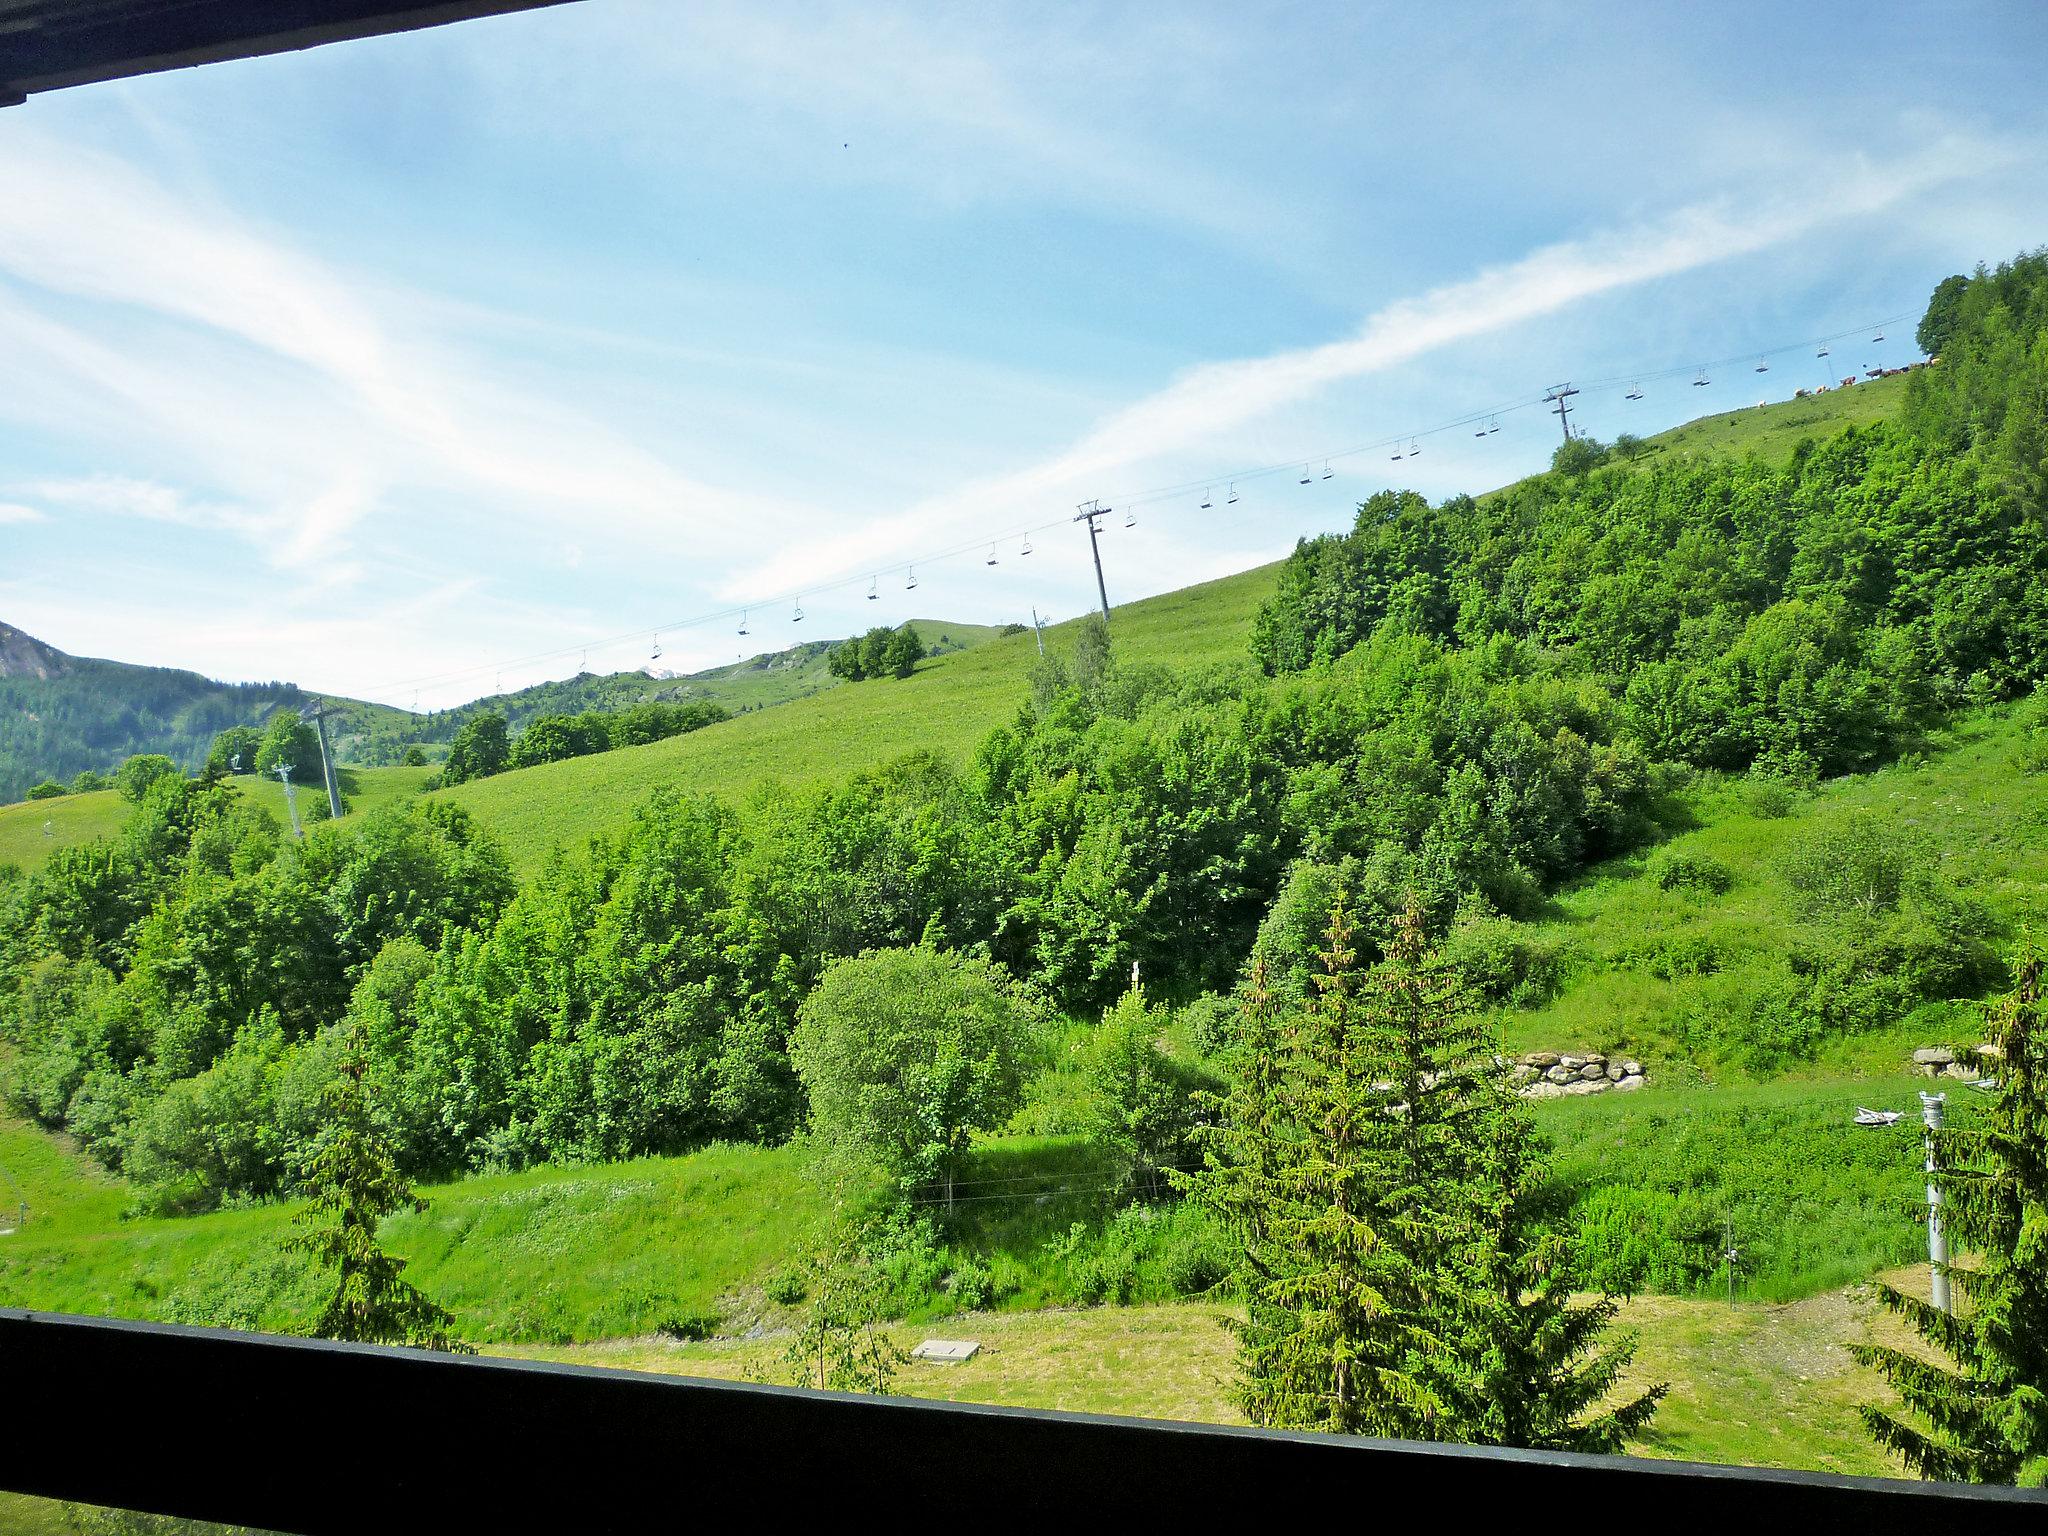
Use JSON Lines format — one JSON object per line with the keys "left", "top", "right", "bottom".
{"left": 1738, "top": 774, "right": 1800, "bottom": 819}
{"left": 1647, "top": 847, "right": 1734, "bottom": 896}
{"left": 945, "top": 1258, "right": 994, "bottom": 1311}
{"left": 1443, "top": 903, "right": 1567, "bottom": 1006}
{"left": 656, "top": 1309, "right": 720, "bottom": 1341}
{"left": 26, "top": 780, "right": 65, "bottom": 800}
{"left": 764, "top": 1266, "right": 810, "bottom": 1306}
{"left": 114, "top": 754, "right": 180, "bottom": 803}
{"left": 1777, "top": 813, "right": 1911, "bottom": 917}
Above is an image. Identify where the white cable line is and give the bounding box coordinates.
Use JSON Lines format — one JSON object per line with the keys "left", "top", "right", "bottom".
{"left": 366, "top": 311, "right": 1917, "bottom": 700}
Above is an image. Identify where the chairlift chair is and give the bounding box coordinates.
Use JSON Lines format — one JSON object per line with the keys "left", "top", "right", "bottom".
{"left": 1391, "top": 445, "right": 1404, "bottom": 461}
{"left": 1693, "top": 368, "right": 1710, "bottom": 387}
{"left": 1816, "top": 342, "right": 1831, "bottom": 359}
{"left": 906, "top": 567, "right": 918, "bottom": 590}
{"left": 1321, "top": 461, "right": 1333, "bottom": 480}
{"left": 1020, "top": 537, "right": 1033, "bottom": 556}
{"left": 1123, "top": 508, "right": 1136, "bottom": 528}
{"left": 867, "top": 576, "right": 878, "bottom": 601}
{"left": 649, "top": 636, "right": 661, "bottom": 662}
{"left": 986, "top": 545, "right": 999, "bottom": 566}
{"left": 792, "top": 601, "right": 805, "bottom": 623}
{"left": 1200, "top": 488, "right": 1213, "bottom": 510}
{"left": 1487, "top": 417, "right": 1500, "bottom": 433}
{"left": 1407, "top": 438, "right": 1421, "bottom": 458}
{"left": 1226, "top": 483, "right": 1239, "bottom": 504}
{"left": 738, "top": 611, "right": 750, "bottom": 636}
{"left": 1872, "top": 327, "right": 1885, "bottom": 343}
{"left": 1754, "top": 357, "right": 1769, "bottom": 373}
{"left": 1626, "top": 382, "right": 1644, "bottom": 401}
{"left": 1298, "top": 465, "right": 1311, "bottom": 485}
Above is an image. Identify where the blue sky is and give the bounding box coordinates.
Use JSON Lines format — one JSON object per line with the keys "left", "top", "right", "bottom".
{"left": 1, "top": 0, "right": 2045, "bottom": 708}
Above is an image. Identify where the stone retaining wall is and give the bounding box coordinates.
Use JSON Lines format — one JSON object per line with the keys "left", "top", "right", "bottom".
{"left": 1509, "top": 1052, "right": 1646, "bottom": 1098}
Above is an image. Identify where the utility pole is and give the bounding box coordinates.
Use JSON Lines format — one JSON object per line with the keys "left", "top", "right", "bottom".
{"left": 1029, "top": 606, "right": 1048, "bottom": 657}
{"left": 1073, "top": 502, "right": 1112, "bottom": 624}
{"left": 1922, "top": 1091, "right": 1951, "bottom": 1315}
{"left": 273, "top": 760, "right": 304, "bottom": 841}
{"left": 300, "top": 703, "right": 345, "bottom": 821}
{"left": 1544, "top": 382, "right": 1579, "bottom": 444}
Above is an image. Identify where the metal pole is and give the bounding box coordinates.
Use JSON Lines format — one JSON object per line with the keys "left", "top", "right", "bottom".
{"left": 1030, "top": 607, "right": 1046, "bottom": 657}
{"left": 1544, "top": 383, "right": 1579, "bottom": 444}
{"left": 1073, "top": 504, "right": 1111, "bottom": 624}
{"left": 1921, "top": 1091, "right": 1950, "bottom": 1315}
{"left": 308, "top": 708, "right": 343, "bottom": 822}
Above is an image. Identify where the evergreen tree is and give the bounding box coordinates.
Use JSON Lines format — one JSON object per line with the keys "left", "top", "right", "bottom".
{"left": 1856, "top": 946, "right": 2048, "bottom": 1485}
{"left": 1193, "top": 898, "right": 1660, "bottom": 1449}
{"left": 1454, "top": 1085, "right": 1665, "bottom": 1451}
{"left": 1194, "top": 896, "right": 1450, "bottom": 1435}
{"left": 288, "top": 1025, "right": 467, "bottom": 1351}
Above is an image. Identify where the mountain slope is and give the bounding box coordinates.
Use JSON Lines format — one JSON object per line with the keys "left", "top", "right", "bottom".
{"left": 432, "top": 374, "right": 1918, "bottom": 873}
{"left": 0, "top": 624, "right": 417, "bottom": 803}
{"left": 345, "top": 618, "right": 1010, "bottom": 764}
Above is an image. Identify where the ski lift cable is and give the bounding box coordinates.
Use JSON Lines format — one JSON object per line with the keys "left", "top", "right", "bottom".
{"left": 367, "top": 309, "right": 1916, "bottom": 696}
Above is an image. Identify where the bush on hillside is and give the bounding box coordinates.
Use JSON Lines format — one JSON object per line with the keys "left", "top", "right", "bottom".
{"left": 115, "top": 753, "right": 179, "bottom": 803}
{"left": 1648, "top": 847, "right": 1734, "bottom": 896}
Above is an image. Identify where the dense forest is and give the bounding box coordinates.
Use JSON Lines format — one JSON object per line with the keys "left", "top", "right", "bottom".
{"left": 0, "top": 251, "right": 2042, "bottom": 1223}
{"left": 0, "top": 630, "right": 328, "bottom": 804}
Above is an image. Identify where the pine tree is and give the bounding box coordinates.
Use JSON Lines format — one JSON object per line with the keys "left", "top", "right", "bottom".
{"left": 1194, "top": 897, "right": 1661, "bottom": 1449}
{"left": 1192, "top": 898, "right": 1449, "bottom": 1435}
{"left": 1453, "top": 1088, "right": 1665, "bottom": 1451}
{"left": 1856, "top": 946, "right": 2048, "bottom": 1485}
{"left": 288, "top": 1026, "right": 467, "bottom": 1352}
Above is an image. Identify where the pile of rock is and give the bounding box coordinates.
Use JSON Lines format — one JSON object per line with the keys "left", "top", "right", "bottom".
{"left": 1912, "top": 1044, "right": 2001, "bottom": 1081}
{"left": 1509, "top": 1052, "right": 1646, "bottom": 1099}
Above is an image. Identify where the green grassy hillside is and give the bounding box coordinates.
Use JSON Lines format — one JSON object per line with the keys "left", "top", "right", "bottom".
{"left": 433, "top": 565, "right": 1281, "bottom": 873}
{"left": 0, "top": 765, "right": 436, "bottom": 875}
{"left": 346, "top": 618, "right": 1010, "bottom": 765}
{"left": 1494, "top": 705, "right": 2048, "bottom": 1073}
{"left": 1628, "top": 370, "right": 1909, "bottom": 465}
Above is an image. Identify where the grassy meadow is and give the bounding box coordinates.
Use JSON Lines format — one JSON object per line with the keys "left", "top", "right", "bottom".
{"left": 430, "top": 562, "right": 1281, "bottom": 873}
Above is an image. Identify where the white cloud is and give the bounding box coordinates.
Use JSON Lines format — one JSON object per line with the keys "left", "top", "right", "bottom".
{"left": 0, "top": 129, "right": 813, "bottom": 572}
{"left": 0, "top": 502, "right": 44, "bottom": 524}
{"left": 723, "top": 134, "right": 2008, "bottom": 600}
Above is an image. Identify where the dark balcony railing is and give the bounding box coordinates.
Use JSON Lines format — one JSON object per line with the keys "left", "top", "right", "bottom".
{"left": 2, "top": 1307, "right": 2044, "bottom": 1531}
